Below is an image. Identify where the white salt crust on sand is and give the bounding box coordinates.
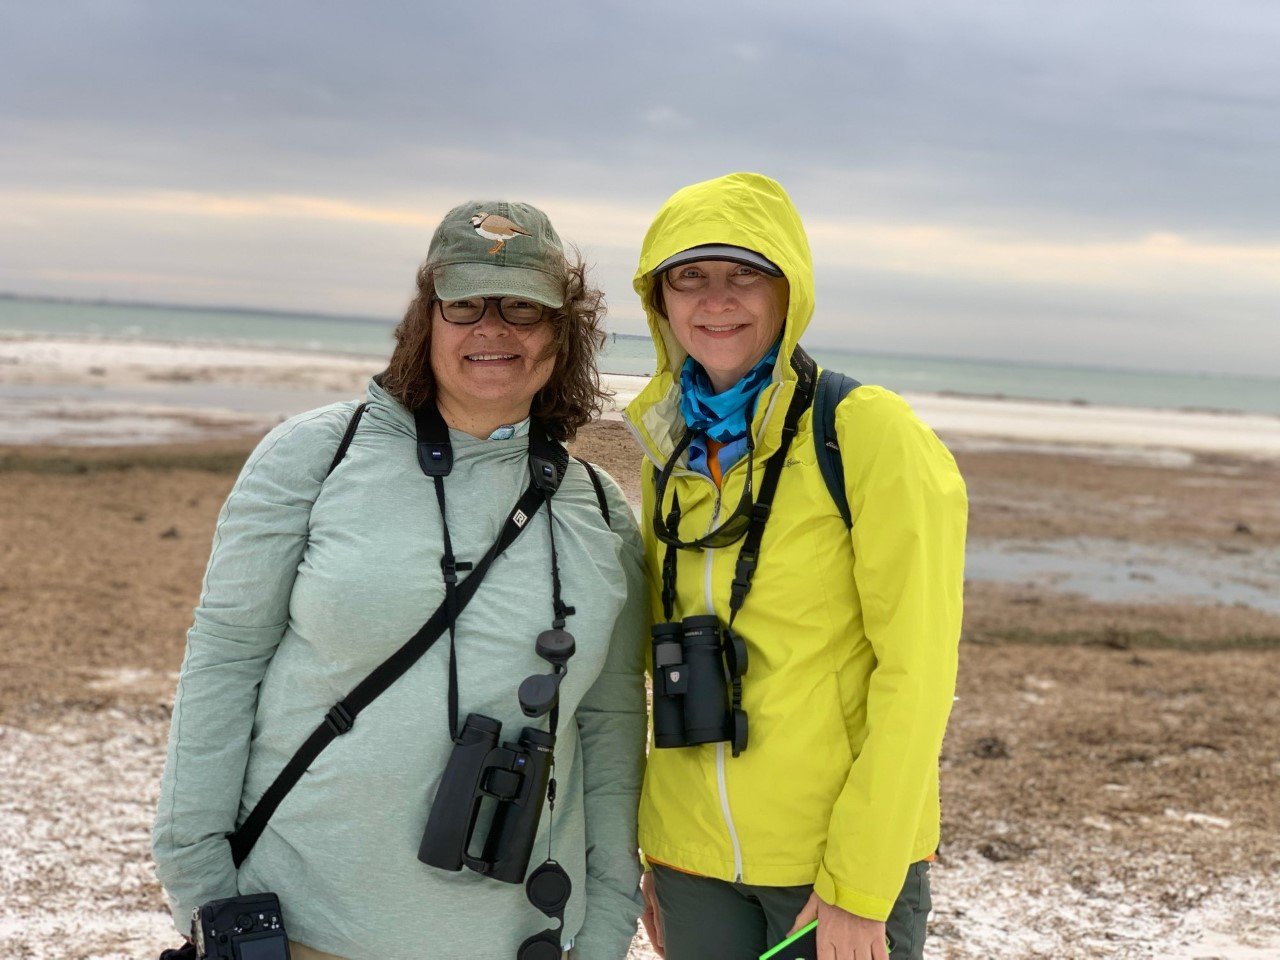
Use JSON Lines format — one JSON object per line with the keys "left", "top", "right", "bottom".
{"left": 3, "top": 335, "right": 1279, "bottom": 457}
{"left": 1, "top": 703, "right": 1277, "bottom": 960}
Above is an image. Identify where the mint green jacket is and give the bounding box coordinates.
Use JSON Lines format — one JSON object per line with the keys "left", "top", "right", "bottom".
{"left": 152, "top": 380, "right": 647, "bottom": 960}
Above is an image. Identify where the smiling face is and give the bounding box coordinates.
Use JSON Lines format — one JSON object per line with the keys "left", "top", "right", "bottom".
{"left": 429, "top": 299, "right": 557, "bottom": 437}
{"left": 660, "top": 260, "right": 789, "bottom": 393}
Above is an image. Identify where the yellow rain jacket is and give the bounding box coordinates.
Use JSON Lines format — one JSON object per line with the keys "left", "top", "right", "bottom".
{"left": 622, "top": 173, "right": 968, "bottom": 922}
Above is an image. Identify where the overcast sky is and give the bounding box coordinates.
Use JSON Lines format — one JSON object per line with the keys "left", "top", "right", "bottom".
{"left": 1, "top": 0, "right": 1277, "bottom": 375}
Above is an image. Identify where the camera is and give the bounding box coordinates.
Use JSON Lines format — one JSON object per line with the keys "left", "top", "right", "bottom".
{"left": 651, "top": 614, "right": 748, "bottom": 754}
{"left": 190, "top": 892, "right": 290, "bottom": 960}
{"left": 418, "top": 713, "right": 555, "bottom": 884}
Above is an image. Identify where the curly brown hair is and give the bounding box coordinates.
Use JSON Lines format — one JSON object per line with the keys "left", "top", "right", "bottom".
{"left": 381, "top": 251, "right": 609, "bottom": 441}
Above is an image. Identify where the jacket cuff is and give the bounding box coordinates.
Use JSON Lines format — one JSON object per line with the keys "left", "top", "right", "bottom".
{"left": 812, "top": 862, "right": 894, "bottom": 923}
{"left": 154, "top": 843, "right": 239, "bottom": 935}
{"left": 570, "top": 875, "right": 643, "bottom": 960}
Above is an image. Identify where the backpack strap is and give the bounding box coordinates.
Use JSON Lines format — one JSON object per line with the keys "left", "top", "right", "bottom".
{"left": 813, "top": 369, "right": 861, "bottom": 528}
{"left": 574, "top": 456, "right": 611, "bottom": 525}
{"left": 326, "top": 402, "right": 368, "bottom": 477}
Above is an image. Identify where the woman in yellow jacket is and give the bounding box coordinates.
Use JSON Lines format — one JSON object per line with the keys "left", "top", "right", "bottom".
{"left": 623, "top": 173, "right": 968, "bottom": 960}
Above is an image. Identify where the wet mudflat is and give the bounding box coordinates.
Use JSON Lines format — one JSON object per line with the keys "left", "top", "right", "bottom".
{"left": 1, "top": 422, "right": 1278, "bottom": 958}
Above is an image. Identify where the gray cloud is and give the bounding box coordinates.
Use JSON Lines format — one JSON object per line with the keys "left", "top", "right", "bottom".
{"left": 1, "top": 0, "right": 1277, "bottom": 373}
{"left": 5, "top": 0, "right": 1277, "bottom": 228}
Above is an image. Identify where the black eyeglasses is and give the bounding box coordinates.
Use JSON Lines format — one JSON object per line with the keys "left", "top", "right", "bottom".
{"left": 435, "top": 296, "right": 549, "bottom": 326}
{"left": 664, "top": 264, "right": 773, "bottom": 294}
{"left": 651, "top": 430, "right": 757, "bottom": 550}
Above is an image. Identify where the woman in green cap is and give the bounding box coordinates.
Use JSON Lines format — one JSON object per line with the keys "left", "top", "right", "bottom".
{"left": 623, "top": 173, "right": 968, "bottom": 960}
{"left": 153, "top": 201, "right": 646, "bottom": 960}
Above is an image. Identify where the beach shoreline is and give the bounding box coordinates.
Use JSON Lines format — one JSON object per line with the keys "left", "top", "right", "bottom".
{"left": 4, "top": 334, "right": 1280, "bottom": 458}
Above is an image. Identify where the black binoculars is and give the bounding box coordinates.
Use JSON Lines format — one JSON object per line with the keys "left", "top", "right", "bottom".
{"left": 651, "top": 614, "right": 749, "bottom": 755}
{"left": 418, "top": 713, "right": 555, "bottom": 885}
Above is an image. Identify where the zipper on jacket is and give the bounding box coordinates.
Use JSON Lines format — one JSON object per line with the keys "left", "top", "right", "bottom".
{"left": 624, "top": 410, "right": 747, "bottom": 880}
{"left": 704, "top": 496, "right": 745, "bottom": 882}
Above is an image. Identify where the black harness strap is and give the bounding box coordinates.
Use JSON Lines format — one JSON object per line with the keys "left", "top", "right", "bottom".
{"left": 326, "top": 402, "right": 368, "bottom": 477}
{"left": 727, "top": 348, "right": 818, "bottom": 622}
{"left": 419, "top": 404, "right": 470, "bottom": 740}
{"left": 435, "top": 470, "right": 467, "bottom": 740}
{"left": 656, "top": 348, "right": 818, "bottom": 624}
{"left": 656, "top": 431, "right": 696, "bottom": 623}
{"left": 660, "top": 489, "right": 682, "bottom": 623}
{"left": 574, "top": 457, "right": 610, "bottom": 526}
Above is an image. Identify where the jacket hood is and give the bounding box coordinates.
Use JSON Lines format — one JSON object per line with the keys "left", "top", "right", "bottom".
{"left": 626, "top": 172, "right": 814, "bottom": 462}
{"left": 633, "top": 172, "right": 814, "bottom": 379}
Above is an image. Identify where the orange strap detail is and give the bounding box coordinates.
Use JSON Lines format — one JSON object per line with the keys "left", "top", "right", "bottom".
{"left": 706, "top": 438, "right": 724, "bottom": 488}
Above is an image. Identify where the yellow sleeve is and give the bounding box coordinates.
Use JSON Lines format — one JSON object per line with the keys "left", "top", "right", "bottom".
{"left": 812, "top": 387, "right": 968, "bottom": 921}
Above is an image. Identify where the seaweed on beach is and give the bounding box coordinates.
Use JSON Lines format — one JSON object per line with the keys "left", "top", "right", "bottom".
{"left": 0, "top": 444, "right": 255, "bottom": 475}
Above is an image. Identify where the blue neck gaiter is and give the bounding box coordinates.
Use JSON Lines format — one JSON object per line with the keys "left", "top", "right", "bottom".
{"left": 679, "top": 339, "right": 781, "bottom": 479}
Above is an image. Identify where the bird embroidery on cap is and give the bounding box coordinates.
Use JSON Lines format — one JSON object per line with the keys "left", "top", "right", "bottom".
{"left": 470, "top": 212, "right": 532, "bottom": 255}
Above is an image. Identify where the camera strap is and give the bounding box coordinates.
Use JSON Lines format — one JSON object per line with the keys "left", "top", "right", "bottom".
{"left": 229, "top": 401, "right": 570, "bottom": 868}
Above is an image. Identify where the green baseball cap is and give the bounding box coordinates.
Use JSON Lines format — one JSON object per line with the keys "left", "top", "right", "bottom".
{"left": 429, "top": 200, "right": 567, "bottom": 309}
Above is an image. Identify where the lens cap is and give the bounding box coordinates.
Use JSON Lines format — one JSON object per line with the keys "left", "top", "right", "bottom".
{"left": 535, "top": 628, "right": 576, "bottom": 666}
{"left": 526, "top": 860, "right": 572, "bottom": 914}
{"left": 518, "top": 673, "right": 562, "bottom": 718}
{"left": 516, "top": 933, "right": 562, "bottom": 960}
{"left": 726, "top": 631, "right": 749, "bottom": 678}
{"left": 519, "top": 862, "right": 571, "bottom": 960}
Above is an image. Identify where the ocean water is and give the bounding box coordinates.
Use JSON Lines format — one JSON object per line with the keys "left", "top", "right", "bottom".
{"left": 3, "top": 296, "right": 1277, "bottom": 416}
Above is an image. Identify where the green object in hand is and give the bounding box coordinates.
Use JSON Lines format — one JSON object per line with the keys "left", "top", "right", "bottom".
{"left": 759, "top": 920, "right": 817, "bottom": 960}
{"left": 759, "top": 921, "right": 894, "bottom": 960}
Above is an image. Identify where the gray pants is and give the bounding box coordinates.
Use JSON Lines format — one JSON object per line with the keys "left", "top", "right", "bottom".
{"left": 651, "top": 861, "right": 931, "bottom": 960}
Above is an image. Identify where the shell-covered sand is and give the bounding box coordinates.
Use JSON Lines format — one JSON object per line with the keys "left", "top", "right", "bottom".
{"left": 2, "top": 337, "right": 1279, "bottom": 958}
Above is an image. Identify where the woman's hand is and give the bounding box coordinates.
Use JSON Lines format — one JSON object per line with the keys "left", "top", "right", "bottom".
{"left": 639, "top": 870, "right": 665, "bottom": 957}
{"left": 788, "top": 892, "right": 889, "bottom": 960}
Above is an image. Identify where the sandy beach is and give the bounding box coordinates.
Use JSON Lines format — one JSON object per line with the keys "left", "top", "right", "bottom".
{"left": 6, "top": 335, "right": 1280, "bottom": 457}
{"left": 2, "top": 335, "right": 1278, "bottom": 959}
